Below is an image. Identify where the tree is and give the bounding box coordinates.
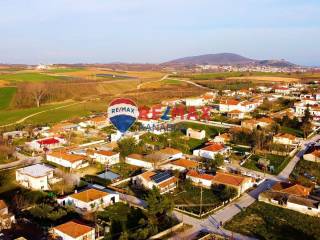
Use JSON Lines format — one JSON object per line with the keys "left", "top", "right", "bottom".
{"left": 146, "top": 187, "right": 174, "bottom": 228}
{"left": 117, "top": 137, "right": 138, "bottom": 157}
{"left": 25, "top": 82, "right": 48, "bottom": 107}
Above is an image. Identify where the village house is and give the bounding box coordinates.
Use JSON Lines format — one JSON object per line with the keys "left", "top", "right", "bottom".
{"left": 27, "top": 137, "right": 66, "bottom": 152}
{"left": 274, "top": 86, "right": 291, "bottom": 95}
{"left": 52, "top": 221, "right": 95, "bottom": 240}
{"left": 213, "top": 133, "right": 231, "bottom": 144}
{"left": 58, "top": 188, "right": 119, "bottom": 213}
{"left": 133, "top": 171, "right": 177, "bottom": 194}
{"left": 219, "top": 99, "right": 240, "bottom": 113}
{"left": 161, "top": 158, "right": 199, "bottom": 172}
{"left": 273, "top": 133, "right": 299, "bottom": 145}
{"left": 125, "top": 153, "right": 154, "bottom": 169}
{"left": 47, "top": 151, "right": 88, "bottom": 169}
{"left": 0, "top": 200, "right": 15, "bottom": 231}
{"left": 241, "top": 117, "right": 274, "bottom": 130}
{"left": 227, "top": 110, "right": 245, "bottom": 119}
{"left": 86, "top": 115, "right": 109, "bottom": 129}
{"left": 186, "top": 128, "right": 206, "bottom": 140}
{"left": 186, "top": 170, "right": 215, "bottom": 188}
{"left": 91, "top": 150, "right": 120, "bottom": 165}
{"left": 202, "top": 91, "right": 218, "bottom": 103}
{"left": 185, "top": 97, "right": 205, "bottom": 107}
{"left": 193, "top": 143, "right": 230, "bottom": 160}
{"left": 259, "top": 182, "right": 320, "bottom": 217}
{"left": 16, "top": 164, "right": 56, "bottom": 190}
{"left": 303, "top": 149, "right": 320, "bottom": 163}
{"left": 186, "top": 170, "right": 253, "bottom": 194}
{"left": 2, "top": 130, "right": 28, "bottom": 140}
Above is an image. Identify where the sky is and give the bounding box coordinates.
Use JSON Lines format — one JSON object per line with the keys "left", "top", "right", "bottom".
{"left": 0, "top": 0, "right": 319, "bottom": 66}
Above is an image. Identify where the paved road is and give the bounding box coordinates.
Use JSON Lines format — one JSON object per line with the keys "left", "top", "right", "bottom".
{"left": 170, "top": 135, "right": 320, "bottom": 240}
{"left": 174, "top": 119, "right": 240, "bottom": 129}
{"left": 0, "top": 152, "right": 42, "bottom": 171}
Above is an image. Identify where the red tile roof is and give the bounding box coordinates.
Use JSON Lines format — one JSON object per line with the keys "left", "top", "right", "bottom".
{"left": 37, "top": 138, "right": 59, "bottom": 145}
{"left": 187, "top": 170, "right": 215, "bottom": 181}
{"left": 54, "top": 221, "right": 93, "bottom": 238}
{"left": 201, "top": 143, "right": 225, "bottom": 152}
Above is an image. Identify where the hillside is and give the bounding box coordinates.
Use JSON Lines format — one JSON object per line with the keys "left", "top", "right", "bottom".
{"left": 163, "top": 53, "right": 297, "bottom": 67}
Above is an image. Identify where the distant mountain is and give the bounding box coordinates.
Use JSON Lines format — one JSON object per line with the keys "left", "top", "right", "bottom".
{"left": 163, "top": 53, "right": 297, "bottom": 67}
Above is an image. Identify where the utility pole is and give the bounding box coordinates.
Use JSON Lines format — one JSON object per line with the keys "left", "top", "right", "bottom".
{"left": 200, "top": 185, "right": 203, "bottom": 218}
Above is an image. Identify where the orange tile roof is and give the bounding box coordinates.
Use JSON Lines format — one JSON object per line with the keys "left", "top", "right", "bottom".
{"left": 311, "top": 150, "right": 320, "bottom": 158}
{"left": 70, "top": 189, "right": 108, "bottom": 203}
{"left": 48, "top": 151, "right": 84, "bottom": 163}
{"left": 158, "top": 177, "right": 177, "bottom": 188}
{"left": 171, "top": 159, "right": 199, "bottom": 168}
{"left": 257, "top": 117, "right": 274, "bottom": 124}
{"left": 202, "top": 143, "right": 225, "bottom": 152}
{"left": 187, "top": 170, "right": 215, "bottom": 181}
{"left": 272, "top": 182, "right": 311, "bottom": 197}
{"left": 229, "top": 110, "right": 243, "bottom": 114}
{"left": 281, "top": 185, "right": 311, "bottom": 197}
{"left": 220, "top": 99, "right": 239, "bottom": 105}
{"left": 140, "top": 171, "right": 157, "bottom": 181}
{"left": 212, "top": 172, "right": 248, "bottom": 187}
{"left": 54, "top": 221, "right": 93, "bottom": 238}
{"left": 0, "top": 200, "right": 7, "bottom": 210}
{"left": 95, "top": 150, "right": 118, "bottom": 156}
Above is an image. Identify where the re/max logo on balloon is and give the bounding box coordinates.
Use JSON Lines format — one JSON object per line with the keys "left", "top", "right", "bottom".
{"left": 108, "top": 98, "right": 210, "bottom": 133}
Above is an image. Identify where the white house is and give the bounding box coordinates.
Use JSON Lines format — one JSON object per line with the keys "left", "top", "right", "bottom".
{"left": 273, "top": 133, "right": 299, "bottom": 145}
{"left": 186, "top": 170, "right": 215, "bottom": 188}
{"left": 53, "top": 221, "right": 95, "bottom": 240}
{"left": 58, "top": 188, "right": 119, "bottom": 213}
{"left": 125, "top": 154, "right": 154, "bottom": 169}
{"left": 92, "top": 150, "right": 120, "bottom": 165}
{"left": 16, "top": 164, "right": 55, "bottom": 190}
{"left": 47, "top": 151, "right": 88, "bottom": 169}
{"left": 27, "top": 137, "right": 65, "bottom": 152}
{"left": 133, "top": 171, "right": 177, "bottom": 194}
{"left": 316, "top": 93, "right": 320, "bottom": 102}
{"left": 193, "top": 143, "right": 230, "bottom": 160}
{"left": 185, "top": 97, "right": 204, "bottom": 107}
{"left": 186, "top": 128, "right": 206, "bottom": 140}
{"left": 213, "top": 133, "right": 231, "bottom": 144}
{"left": 303, "top": 150, "right": 320, "bottom": 163}
{"left": 219, "top": 99, "right": 240, "bottom": 113}
{"left": 274, "top": 87, "right": 291, "bottom": 95}
{"left": 287, "top": 195, "right": 320, "bottom": 217}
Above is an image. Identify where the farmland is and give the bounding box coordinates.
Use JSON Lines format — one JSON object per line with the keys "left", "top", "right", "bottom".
{"left": 0, "top": 72, "right": 65, "bottom": 82}
{"left": 0, "top": 87, "right": 16, "bottom": 109}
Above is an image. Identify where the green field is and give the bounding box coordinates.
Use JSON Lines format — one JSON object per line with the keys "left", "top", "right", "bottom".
{"left": 0, "top": 87, "right": 16, "bottom": 109}
{"left": 0, "top": 99, "right": 108, "bottom": 128}
{"left": 0, "top": 72, "right": 65, "bottom": 82}
{"left": 175, "top": 121, "right": 225, "bottom": 138}
{"left": 224, "top": 202, "right": 320, "bottom": 240}
{"left": 163, "top": 79, "right": 183, "bottom": 85}
{"left": 45, "top": 68, "right": 84, "bottom": 73}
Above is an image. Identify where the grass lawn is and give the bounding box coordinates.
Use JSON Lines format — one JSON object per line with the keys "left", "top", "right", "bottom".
{"left": 0, "top": 72, "right": 64, "bottom": 82}
{"left": 172, "top": 182, "right": 237, "bottom": 215}
{"left": 281, "top": 126, "right": 304, "bottom": 138}
{"left": 187, "top": 138, "right": 207, "bottom": 152}
{"left": 290, "top": 160, "right": 320, "bottom": 186}
{"left": 243, "top": 153, "right": 289, "bottom": 175}
{"left": 224, "top": 202, "right": 320, "bottom": 240}
{"left": 175, "top": 121, "right": 225, "bottom": 138}
{"left": 0, "top": 87, "right": 16, "bottom": 109}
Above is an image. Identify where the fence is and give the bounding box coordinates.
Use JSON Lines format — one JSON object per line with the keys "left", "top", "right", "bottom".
{"left": 149, "top": 222, "right": 184, "bottom": 239}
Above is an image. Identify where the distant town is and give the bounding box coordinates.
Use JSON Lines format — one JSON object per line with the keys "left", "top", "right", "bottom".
{"left": 0, "top": 62, "right": 320, "bottom": 240}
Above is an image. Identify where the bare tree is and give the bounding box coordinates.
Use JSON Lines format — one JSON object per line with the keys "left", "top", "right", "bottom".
{"left": 23, "top": 82, "right": 48, "bottom": 107}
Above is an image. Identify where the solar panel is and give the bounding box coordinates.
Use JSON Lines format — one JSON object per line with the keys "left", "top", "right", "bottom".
{"left": 151, "top": 171, "right": 172, "bottom": 183}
